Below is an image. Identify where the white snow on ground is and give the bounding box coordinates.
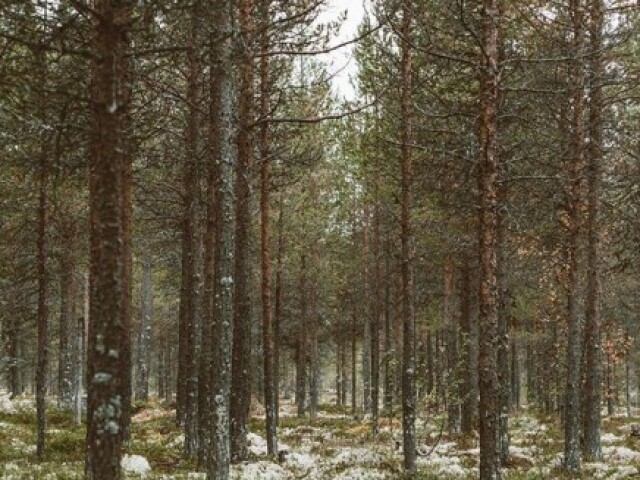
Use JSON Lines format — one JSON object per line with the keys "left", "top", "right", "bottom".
{"left": 333, "top": 467, "right": 390, "bottom": 479}
{"left": 0, "top": 393, "right": 16, "bottom": 413}
{"left": 231, "top": 461, "right": 290, "bottom": 480}
{"left": 332, "top": 447, "right": 383, "bottom": 467}
{"left": 246, "top": 432, "right": 290, "bottom": 457}
{"left": 586, "top": 463, "right": 639, "bottom": 479}
{"left": 121, "top": 454, "right": 152, "bottom": 475}
{"left": 168, "top": 433, "right": 185, "bottom": 449}
{"left": 603, "top": 446, "right": 640, "bottom": 462}
{"left": 602, "top": 432, "right": 624, "bottom": 444}
{"left": 286, "top": 452, "right": 317, "bottom": 471}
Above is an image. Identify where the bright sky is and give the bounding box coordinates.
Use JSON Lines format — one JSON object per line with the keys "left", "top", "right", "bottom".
{"left": 318, "top": 0, "right": 367, "bottom": 101}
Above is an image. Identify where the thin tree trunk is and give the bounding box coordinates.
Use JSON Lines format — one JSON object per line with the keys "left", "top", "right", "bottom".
{"left": 296, "top": 254, "right": 308, "bottom": 417}
{"left": 351, "top": 307, "right": 357, "bottom": 416}
{"left": 383, "top": 237, "right": 393, "bottom": 417}
{"left": 58, "top": 218, "right": 77, "bottom": 411}
{"left": 399, "top": 2, "right": 416, "bottom": 471}
{"left": 259, "top": 0, "right": 277, "bottom": 455}
{"left": 135, "top": 252, "right": 153, "bottom": 402}
{"left": 36, "top": 104, "right": 49, "bottom": 459}
{"left": 581, "top": 0, "right": 604, "bottom": 461}
{"left": 460, "top": 256, "right": 474, "bottom": 434}
{"left": 478, "top": 0, "right": 502, "bottom": 477}
{"left": 182, "top": 1, "right": 201, "bottom": 458}
{"left": 564, "top": 0, "right": 586, "bottom": 471}
{"left": 274, "top": 196, "right": 285, "bottom": 423}
{"left": 230, "top": 0, "right": 254, "bottom": 462}
{"left": 445, "top": 257, "right": 460, "bottom": 434}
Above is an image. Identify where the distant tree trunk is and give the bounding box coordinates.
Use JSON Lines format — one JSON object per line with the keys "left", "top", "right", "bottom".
{"left": 120, "top": 136, "right": 133, "bottom": 445}
{"left": 274, "top": 196, "right": 285, "bottom": 423}
{"left": 36, "top": 104, "right": 49, "bottom": 459}
{"left": 158, "top": 336, "right": 166, "bottom": 400}
{"left": 85, "top": 2, "right": 131, "bottom": 478}
{"left": 581, "top": 0, "right": 604, "bottom": 461}
{"left": 296, "top": 254, "right": 308, "bottom": 417}
{"left": 383, "top": 238, "right": 393, "bottom": 417}
{"left": 58, "top": 217, "right": 77, "bottom": 411}
{"left": 351, "top": 307, "right": 358, "bottom": 416}
{"left": 208, "top": 1, "right": 237, "bottom": 476}
{"left": 259, "top": 0, "right": 277, "bottom": 455}
{"left": 564, "top": 0, "right": 586, "bottom": 471}
{"left": 371, "top": 193, "right": 382, "bottom": 433}
{"left": 510, "top": 317, "right": 520, "bottom": 411}
{"left": 444, "top": 257, "right": 460, "bottom": 434}
{"left": 309, "top": 238, "right": 320, "bottom": 420}
{"left": 75, "top": 315, "right": 85, "bottom": 425}
{"left": 135, "top": 253, "right": 153, "bottom": 402}
{"left": 460, "top": 256, "right": 474, "bottom": 434}
{"left": 399, "top": 2, "right": 416, "bottom": 472}
{"left": 230, "top": 0, "right": 254, "bottom": 463}
{"left": 362, "top": 222, "right": 372, "bottom": 418}
{"left": 477, "top": 0, "right": 502, "bottom": 477}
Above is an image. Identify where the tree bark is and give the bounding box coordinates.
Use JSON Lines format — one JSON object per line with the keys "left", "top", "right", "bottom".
{"left": 208, "top": 1, "right": 237, "bottom": 476}
{"left": 230, "top": 0, "right": 254, "bottom": 462}
{"left": 259, "top": 0, "right": 277, "bottom": 455}
{"left": 460, "top": 256, "right": 474, "bottom": 435}
{"left": 399, "top": 2, "right": 416, "bottom": 472}
{"left": 85, "top": 2, "right": 131, "bottom": 477}
{"left": 445, "top": 257, "right": 460, "bottom": 434}
{"left": 478, "top": 0, "right": 502, "bottom": 477}
{"left": 58, "top": 216, "right": 77, "bottom": 411}
{"left": 581, "top": 0, "right": 604, "bottom": 461}
{"left": 564, "top": 0, "right": 586, "bottom": 471}
{"left": 296, "top": 254, "right": 308, "bottom": 417}
{"left": 135, "top": 252, "right": 153, "bottom": 402}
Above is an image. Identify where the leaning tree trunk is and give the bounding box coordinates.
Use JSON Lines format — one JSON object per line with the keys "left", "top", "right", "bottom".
{"left": 85, "top": 1, "right": 131, "bottom": 477}
{"left": 478, "top": 0, "right": 502, "bottom": 477}
{"left": 399, "top": 1, "right": 416, "bottom": 472}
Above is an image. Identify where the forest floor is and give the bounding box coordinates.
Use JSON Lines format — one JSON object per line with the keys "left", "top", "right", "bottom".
{"left": 2, "top": 393, "right": 640, "bottom": 479}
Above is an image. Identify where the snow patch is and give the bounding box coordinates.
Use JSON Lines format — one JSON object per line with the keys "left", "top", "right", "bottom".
{"left": 121, "top": 454, "right": 151, "bottom": 475}
{"left": 602, "top": 433, "right": 624, "bottom": 444}
{"left": 603, "top": 446, "right": 640, "bottom": 462}
{"left": 231, "top": 461, "right": 290, "bottom": 480}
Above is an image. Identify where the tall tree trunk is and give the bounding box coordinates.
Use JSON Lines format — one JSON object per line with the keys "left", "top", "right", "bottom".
{"left": 259, "top": 0, "right": 277, "bottom": 455}
{"left": 445, "top": 257, "right": 460, "bottom": 434}
{"left": 399, "top": 2, "right": 416, "bottom": 472}
{"left": 564, "top": 0, "right": 586, "bottom": 471}
{"left": 208, "top": 1, "right": 237, "bottom": 476}
{"left": 581, "top": 0, "right": 604, "bottom": 461}
{"left": 460, "top": 256, "right": 474, "bottom": 434}
{"left": 36, "top": 98, "right": 49, "bottom": 459}
{"left": 383, "top": 237, "right": 393, "bottom": 417}
{"left": 351, "top": 306, "right": 358, "bottom": 416}
{"left": 296, "top": 254, "right": 308, "bottom": 417}
{"left": 120, "top": 136, "right": 133, "bottom": 445}
{"left": 478, "top": 0, "right": 502, "bottom": 477}
{"left": 274, "top": 196, "right": 285, "bottom": 424}
{"left": 177, "top": 0, "right": 200, "bottom": 430}
{"left": 183, "top": 1, "right": 202, "bottom": 458}
{"left": 135, "top": 252, "right": 153, "bottom": 402}
{"left": 230, "top": 0, "right": 254, "bottom": 462}
{"left": 58, "top": 217, "right": 77, "bottom": 411}
{"left": 85, "top": 1, "right": 131, "bottom": 477}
